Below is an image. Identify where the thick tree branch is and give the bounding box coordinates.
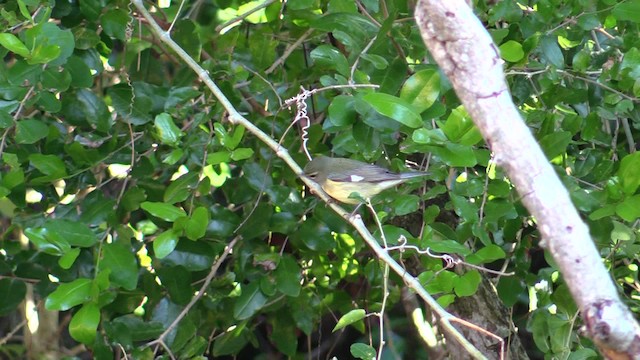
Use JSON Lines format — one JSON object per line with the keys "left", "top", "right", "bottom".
{"left": 414, "top": 0, "right": 640, "bottom": 357}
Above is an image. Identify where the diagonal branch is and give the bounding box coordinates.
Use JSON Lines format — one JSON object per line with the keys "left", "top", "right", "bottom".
{"left": 414, "top": 0, "right": 640, "bottom": 358}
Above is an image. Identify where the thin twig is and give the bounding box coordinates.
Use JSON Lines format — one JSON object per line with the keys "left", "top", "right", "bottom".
{"left": 146, "top": 236, "right": 241, "bottom": 350}
{"left": 620, "top": 117, "right": 636, "bottom": 153}
{"left": 559, "top": 70, "right": 640, "bottom": 103}
{"left": 168, "top": 0, "right": 187, "bottom": 33}
{"left": 0, "top": 318, "right": 27, "bottom": 346}
{"left": 349, "top": 35, "right": 378, "bottom": 85}
{"left": 266, "top": 28, "right": 315, "bottom": 75}
{"left": 366, "top": 200, "right": 390, "bottom": 360}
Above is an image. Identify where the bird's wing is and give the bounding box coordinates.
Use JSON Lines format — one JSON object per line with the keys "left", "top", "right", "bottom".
{"left": 327, "top": 164, "right": 400, "bottom": 183}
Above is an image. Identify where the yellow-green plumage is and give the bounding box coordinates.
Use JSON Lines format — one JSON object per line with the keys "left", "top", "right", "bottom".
{"left": 303, "top": 156, "right": 429, "bottom": 204}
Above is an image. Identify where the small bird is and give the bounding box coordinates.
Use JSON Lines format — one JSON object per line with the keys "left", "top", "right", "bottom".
{"left": 303, "top": 156, "right": 429, "bottom": 204}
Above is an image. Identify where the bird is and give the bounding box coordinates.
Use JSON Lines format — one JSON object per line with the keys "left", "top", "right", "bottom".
{"left": 303, "top": 156, "right": 430, "bottom": 204}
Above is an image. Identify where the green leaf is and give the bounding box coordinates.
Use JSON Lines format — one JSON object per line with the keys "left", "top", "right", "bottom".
{"left": 482, "top": 200, "right": 517, "bottom": 223}
{"left": 141, "top": 202, "right": 187, "bottom": 221}
{"left": 612, "top": 221, "right": 635, "bottom": 242}
{"left": 350, "top": 343, "right": 376, "bottom": 359}
{"left": 275, "top": 256, "right": 301, "bottom": 297}
{"left": 618, "top": 152, "right": 640, "bottom": 195}
{"left": 164, "top": 172, "right": 198, "bottom": 204}
{"left": 328, "top": 95, "right": 357, "bottom": 126}
{"left": 399, "top": 68, "right": 441, "bottom": 113}
{"left": 174, "top": 19, "right": 203, "bottom": 62}
{"left": 333, "top": 309, "right": 366, "bottom": 332}
{"left": 539, "top": 131, "right": 571, "bottom": 160}
{"left": 107, "top": 84, "right": 152, "bottom": 125}
{"left": 185, "top": 206, "right": 209, "bottom": 241}
{"left": 100, "top": 243, "right": 138, "bottom": 290}
{"left": 589, "top": 204, "right": 616, "bottom": 220}
{"left": 439, "top": 107, "right": 482, "bottom": 145}
{"left": 390, "top": 194, "right": 420, "bottom": 216}
{"left": 24, "top": 227, "right": 70, "bottom": 255}
{"left": 154, "top": 229, "right": 179, "bottom": 259}
{"left": 227, "top": 126, "right": 245, "bottom": 150}
{"left": 45, "top": 278, "right": 93, "bottom": 311}
{"left": 37, "top": 91, "right": 62, "bottom": 112}
{"left": 361, "top": 53, "right": 388, "bottom": 69}
{"left": 66, "top": 56, "right": 93, "bottom": 88}
{"left": 269, "top": 315, "right": 297, "bottom": 356}
{"left": 540, "top": 36, "right": 564, "bottom": 68}
{"left": 426, "top": 143, "right": 478, "bottom": 167}
{"left": 234, "top": 282, "right": 267, "bottom": 320}
{"left": 616, "top": 195, "right": 640, "bottom": 222}
{"left": 0, "top": 33, "right": 30, "bottom": 57}
{"left": 450, "top": 194, "right": 479, "bottom": 222}
{"left": 242, "top": 162, "right": 273, "bottom": 191}
{"left": 613, "top": 0, "right": 640, "bottom": 23}
{"left": 156, "top": 266, "right": 192, "bottom": 305}
{"left": 69, "top": 303, "right": 100, "bottom": 344}
{"left": 0, "top": 110, "right": 13, "bottom": 129}
{"left": 212, "top": 325, "right": 248, "bottom": 356}
{"left": 29, "top": 44, "right": 61, "bottom": 64}
{"left": 0, "top": 279, "right": 27, "bottom": 315}
{"left": 497, "top": 277, "right": 524, "bottom": 307}
{"left": 207, "top": 151, "right": 231, "bottom": 165}
{"left": 162, "top": 240, "right": 215, "bottom": 271}
{"left": 46, "top": 219, "right": 96, "bottom": 247}
{"left": 499, "top": 40, "right": 524, "bottom": 62}
{"left": 466, "top": 244, "right": 506, "bottom": 264}
{"left": 453, "top": 270, "right": 481, "bottom": 297}
{"left": 291, "top": 217, "right": 333, "bottom": 252}
{"left": 29, "top": 154, "right": 67, "bottom": 181}
{"left": 16, "top": 0, "right": 32, "bottom": 23}
{"left": 309, "top": 44, "right": 350, "bottom": 76}
{"left": 362, "top": 93, "right": 422, "bottom": 128}
{"left": 24, "top": 22, "right": 74, "bottom": 66}
{"left": 62, "top": 89, "right": 112, "bottom": 132}
{"left": 58, "top": 248, "right": 81, "bottom": 269}
{"left": 101, "top": 9, "right": 129, "bottom": 40}
{"left": 230, "top": 148, "right": 254, "bottom": 161}
{"left": 154, "top": 113, "right": 183, "bottom": 146}
{"left": 15, "top": 119, "right": 48, "bottom": 144}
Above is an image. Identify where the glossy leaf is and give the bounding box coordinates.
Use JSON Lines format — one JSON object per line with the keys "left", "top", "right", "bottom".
{"left": 185, "top": 206, "right": 209, "bottom": 240}
{"left": 351, "top": 343, "right": 376, "bottom": 360}
{"left": 154, "top": 229, "right": 180, "bottom": 259}
{"left": 69, "top": 303, "right": 100, "bottom": 344}
{"left": 45, "top": 278, "right": 93, "bottom": 311}
{"left": 275, "top": 256, "right": 301, "bottom": 297}
{"left": 234, "top": 282, "right": 267, "bottom": 320}
{"left": 618, "top": 152, "right": 640, "bottom": 195}
{"left": 46, "top": 219, "right": 96, "bottom": 247}
{"left": 154, "top": 113, "right": 183, "bottom": 146}
{"left": 0, "top": 279, "right": 27, "bottom": 315}
{"left": 399, "top": 68, "right": 441, "bottom": 113}
{"left": 362, "top": 93, "right": 422, "bottom": 128}
{"left": 0, "top": 33, "right": 30, "bottom": 57}
{"left": 141, "top": 202, "right": 186, "bottom": 221}
{"left": 333, "top": 309, "right": 366, "bottom": 332}
{"left": 500, "top": 40, "right": 525, "bottom": 62}
{"left": 15, "top": 119, "right": 48, "bottom": 144}
{"left": 100, "top": 243, "right": 138, "bottom": 290}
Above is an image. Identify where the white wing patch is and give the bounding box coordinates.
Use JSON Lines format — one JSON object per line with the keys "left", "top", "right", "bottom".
{"left": 350, "top": 175, "right": 365, "bottom": 182}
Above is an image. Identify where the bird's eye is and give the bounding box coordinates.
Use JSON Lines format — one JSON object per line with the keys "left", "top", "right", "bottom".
{"left": 308, "top": 172, "right": 317, "bottom": 179}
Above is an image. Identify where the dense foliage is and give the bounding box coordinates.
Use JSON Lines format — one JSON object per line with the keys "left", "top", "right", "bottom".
{"left": 1, "top": 0, "right": 640, "bottom": 358}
